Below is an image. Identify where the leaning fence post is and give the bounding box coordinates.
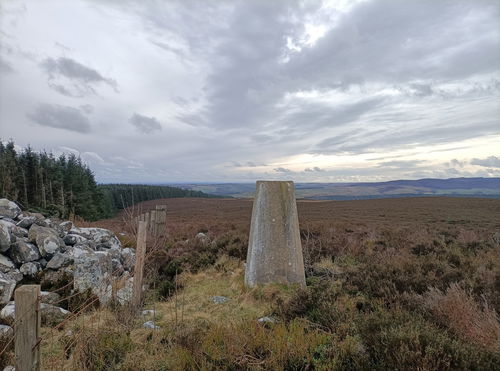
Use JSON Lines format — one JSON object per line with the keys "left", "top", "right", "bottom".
{"left": 132, "top": 221, "right": 147, "bottom": 308}
{"left": 15, "top": 285, "right": 41, "bottom": 371}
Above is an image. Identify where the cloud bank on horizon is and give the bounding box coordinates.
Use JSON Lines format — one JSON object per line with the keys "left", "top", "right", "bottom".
{"left": 0, "top": 0, "right": 499, "bottom": 183}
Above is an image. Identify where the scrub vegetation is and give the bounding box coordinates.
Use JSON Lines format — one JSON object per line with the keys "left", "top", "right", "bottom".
{"left": 35, "top": 197, "right": 500, "bottom": 369}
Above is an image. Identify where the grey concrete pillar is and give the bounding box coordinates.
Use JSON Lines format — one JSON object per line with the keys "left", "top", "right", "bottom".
{"left": 245, "top": 181, "right": 306, "bottom": 287}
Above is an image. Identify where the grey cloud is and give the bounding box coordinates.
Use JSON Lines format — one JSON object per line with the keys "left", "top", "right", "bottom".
{"left": 150, "top": 40, "right": 185, "bottom": 57}
{"left": 471, "top": 156, "right": 500, "bottom": 168}
{"left": 277, "top": 97, "right": 385, "bottom": 133}
{"left": 315, "top": 120, "right": 499, "bottom": 155}
{"left": 251, "top": 134, "right": 274, "bottom": 143}
{"left": 79, "top": 104, "right": 94, "bottom": 114}
{"left": 246, "top": 161, "right": 266, "bottom": 167}
{"left": 287, "top": 0, "right": 500, "bottom": 85}
{"left": 274, "top": 167, "right": 292, "bottom": 173}
{"left": 129, "top": 113, "right": 162, "bottom": 134}
{"left": 305, "top": 167, "right": 323, "bottom": 172}
{"left": 232, "top": 161, "right": 267, "bottom": 168}
{"left": 27, "top": 103, "right": 91, "bottom": 133}
{"left": 40, "top": 57, "right": 117, "bottom": 97}
{"left": 448, "top": 159, "right": 466, "bottom": 168}
{"left": 0, "top": 59, "right": 14, "bottom": 73}
{"left": 377, "top": 160, "right": 425, "bottom": 168}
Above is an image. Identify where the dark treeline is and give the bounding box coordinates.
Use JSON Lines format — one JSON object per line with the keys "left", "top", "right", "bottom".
{"left": 100, "top": 184, "right": 217, "bottom": 211}
{"left": 0, "top": 140, "right": 215, "bottom": 221}
{"left": 0, "top": 140, "right": 109, "bottom": 220}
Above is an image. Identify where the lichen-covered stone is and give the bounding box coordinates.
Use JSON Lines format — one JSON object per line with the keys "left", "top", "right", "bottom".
{"left": 0, "top": 221, "right": 12, "bottom": 253}
{"left": 9, "top": 240, "right": 41, "bottom": 264}
{"left": 19, "top": 262, "right": 41, "bottom": 277}
{"left": 0, "top": 199, "right": 21, "bottom": 219}
{"left": 0, "top": 272, "right": 16, "bottom": 305}
{"left": 46, "top": 252, "right": 72, "bottom": 269}
{"left": 69, "top": 227, "right": 121, "bottom": 249}
{"left": 28, "top": 224, "right": 64, "bottom": 258}
{"left": 0, "top": 254, "right": 15, "bottom": 273}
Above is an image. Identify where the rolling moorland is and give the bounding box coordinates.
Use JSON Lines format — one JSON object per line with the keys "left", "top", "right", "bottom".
{"left": 171, "top": 177, "right": 500, "bottom": 200}
{"left": 19, "top": 195, "right": 496, "bottom": 369}
{"left": 1, "top": 143, "right": 499, "bottom": 368}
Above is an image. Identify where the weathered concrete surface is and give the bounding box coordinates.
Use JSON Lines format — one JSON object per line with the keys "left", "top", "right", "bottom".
{"left": 245, "top": 181, "right": 305, "bottom": 287}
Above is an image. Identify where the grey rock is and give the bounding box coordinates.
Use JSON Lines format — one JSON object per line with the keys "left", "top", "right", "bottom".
{"left": 143, "top": 320, "right": 160, "bottom": 330}
{"left": 3, "top": 366, "right": 15, "bottom": 371}
{"left": 9, "top": 240, "right": 41, "bottom": 264}
{"left": 212, "top": 296, "right": 228, "bottom": 304}
{"left": 0, "top": 254, "right": 15, "bottom": 273}
{"left": 74, "top": 239, "right": 97, "bottom": 251}
{"left": 46, "top": 252, "right": 72, "bottom": 269}
{"left": 28, "top": 224, "right": 64, "bottom": 258}
{"left": 11, "top": 226, "right": 28, "bottom": 239}
{"left": 6, "top": 269, "right": 22, "bottom": 283}
{"left": 0, "top": 199, "right": 21, "bottom": 219}
{"left": 40, "top": 291, "right": 61, "bottom": 305}
{"left": 19, "top": 262, "right": 41, "bottom": 277}
{"left": 196, "top": 232, "right": 208, "bottom": 241}
{"left": 116, "top": 276, "right": 134, "bottom": 305}
{"left": 66, "top": 245, "right": 92, "bottom": 258}
{"left": 47, "top": 220, "right": 65, "bottom": 238}
{"left": 106, "top": 247, "right": 121, "bottom": 260}
{"left": 32, "top": 213, "right": 49, "bottom": 227}
{"left": 257, "top": 316, "right": 277, "bottom": 324}
{"left": 0, "top": 301, "right": 71, "bottom": 326}
{"left": 74, "top": 252, "right": 113, "bottom": 304}
{"left": 40, "top": 303, "right": 72, "bottom": 326}
{"left": 59, "top": 221, "right": 74, "bottom": 233}
{"left": 0, "top": 302, "right": 14, "bottom": 323}
{"left": 16, "top": 215, "right": 37, "bottom": 229}
{"left": 69, "top": 227, "right": 121, "bottom": 249}
{"left": 141, "top": 309, "right": 157, "bottom": 317}
{"left": 0, "top": 324, "right": 13, "bottom": 338}
{"left": 0, "top": 272, "right": 16, "bottom": 305}
{"left": 63, "top": 233, "right": 87, "bottom": 246}
{"left": 111, "top": 258, "right": 124, "bottom": 276}
{"left": 0, "top": 220, "right": 12, "bottom": 253}
{"left": 491, "top": 232, "right": 500, "bottom": 246}
{"left": 0, "top": 219, "right": 28, "bottom": 242}
{"left": 120, "top": 248, "right": 135, "bottom": 271}
{"left": 28, "top": 223, "right": 55, "bottom": 243}
{"left": 40, "top": 269, "right": 69, "bottom": 287}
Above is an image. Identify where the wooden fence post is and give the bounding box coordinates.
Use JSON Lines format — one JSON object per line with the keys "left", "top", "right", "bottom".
{"left": 15, "top": 285, "right": 41, "bottom": 371}
{"left": 132, "top": 221, "right": 147, "bottom": 308}
{"left": 155, "top": 205, "right": 167, "bottom": 237}
{"left": 150, "top": 210, "right": 157, "bottom": 236}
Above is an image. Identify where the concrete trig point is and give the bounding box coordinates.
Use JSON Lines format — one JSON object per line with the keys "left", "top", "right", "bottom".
{"left": 245, "top": 181, "right": 306, "bottom": 287}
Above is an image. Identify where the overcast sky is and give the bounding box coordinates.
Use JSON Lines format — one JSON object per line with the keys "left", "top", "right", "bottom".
{"left": 1, "top": 0, "right": 499, "bottom": 183}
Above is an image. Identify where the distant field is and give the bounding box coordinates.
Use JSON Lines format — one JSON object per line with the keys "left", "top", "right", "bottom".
{"left": 95, "top": 196, "right": 500, "bottom": 238}
{"left": 169, "top": 177, "right": 500, "bottom": 200}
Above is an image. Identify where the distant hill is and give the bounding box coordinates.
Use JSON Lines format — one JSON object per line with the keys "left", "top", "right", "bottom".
{"left": 169, "top": 177, "right": 500, "bottom": 200}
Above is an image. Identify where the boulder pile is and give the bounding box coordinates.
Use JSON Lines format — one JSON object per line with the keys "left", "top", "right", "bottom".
{"left": 0, "top": 198, "right": 136, "bottom": 310}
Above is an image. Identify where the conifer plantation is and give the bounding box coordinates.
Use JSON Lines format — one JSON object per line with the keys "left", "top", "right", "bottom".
{"left": 0, "top": 140, "right": 213, "bottom": 220}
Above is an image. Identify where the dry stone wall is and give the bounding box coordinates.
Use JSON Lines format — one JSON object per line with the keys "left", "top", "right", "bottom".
{"left": 0, "top": 198, "right": 136, "bottom": 311}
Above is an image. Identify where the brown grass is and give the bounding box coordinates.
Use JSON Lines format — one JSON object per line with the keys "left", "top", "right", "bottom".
{"left": 420, "top": 283, "right": 500, "bottom": 351}
{"left": 29, "top": 196, "right": 500, "bottom": 369}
